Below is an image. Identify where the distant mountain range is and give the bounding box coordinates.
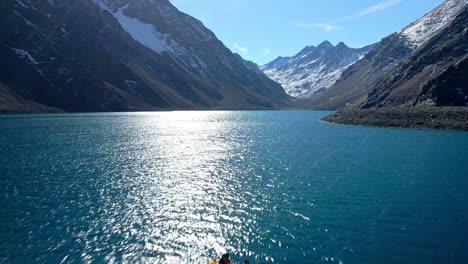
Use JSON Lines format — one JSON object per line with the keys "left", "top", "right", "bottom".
{"left": 0, "top": 0, "right": 466, "bottom": 113}
{"left": 0, "top": 0, "right": 290, "bottom": 112}
{"left": 306, "top": 0, "right": 468, "bottom": 109}
{"left": 262, "top": 41, "right": 375, "bottom": 98}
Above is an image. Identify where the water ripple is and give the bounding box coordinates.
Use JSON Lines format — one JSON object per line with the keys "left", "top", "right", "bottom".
{"left": 1, "top": 111, "right": 468, "bottom": 263}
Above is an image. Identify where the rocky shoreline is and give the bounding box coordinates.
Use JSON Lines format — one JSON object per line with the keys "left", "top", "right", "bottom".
{"left": 322, "top": 107, "right": 468, "bottom": 131}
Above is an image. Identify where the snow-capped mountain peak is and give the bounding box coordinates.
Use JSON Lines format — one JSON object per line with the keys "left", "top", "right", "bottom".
{"left": 401, "top": 0, "right": 467, "bottom": 47}
{"left": 317, "top": 40, "right": 333, "bottom": 49}
{"left": 262, "top": 41, "right": 375, "bottom": 97}
{"left": 336, "top": 42, "right": 349, "bottom": 49}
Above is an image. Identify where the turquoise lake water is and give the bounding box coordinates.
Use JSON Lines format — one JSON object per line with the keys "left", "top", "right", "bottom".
{"left": 1, "top": 111, "right": 468, "bottom": 263}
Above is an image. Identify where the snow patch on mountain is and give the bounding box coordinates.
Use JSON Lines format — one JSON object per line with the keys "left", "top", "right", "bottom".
{"left": 7, "top": 46, "right": 54, "bottom": 86}
{"left": 401, "top": 0, "right": 467, "bottom": 47}
{"left": 13, "top": 10, "right": 39, "bottom": 30}
{"left": 12, "top": 48, "right": 39, "bottom": 65}
{"left": 15, "top": 0, "right": 29, "bottom": 8}
{"left": 114, "top": 5, "right": 178, "bottom": 54}
{"left": 94, "top": 1, "right": 179, "bottom": 54}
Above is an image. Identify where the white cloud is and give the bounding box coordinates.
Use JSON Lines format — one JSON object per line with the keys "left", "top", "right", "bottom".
{"left": 314, "top": 23, "right": 337, "bottom": 32}
{"left": 292, "top": 22, "right": 339, "bottom": 32}
{"left": 292, "top": 0, "right": 403, "bottom": 32}
{"left": 233, "top": 43, "right": 248, "bottom": 53}
{"left": 342, "top": 0, "right": 402, "bottom": 20}
{"left": 263, "top": 48, "right": 271, "bottom": 55}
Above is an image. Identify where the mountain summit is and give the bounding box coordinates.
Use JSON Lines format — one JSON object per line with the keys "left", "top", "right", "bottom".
{"left": 261, "top": 41, "right": 374, "bottom": 97}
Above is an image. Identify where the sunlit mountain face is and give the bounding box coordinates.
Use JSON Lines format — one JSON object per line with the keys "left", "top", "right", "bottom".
{"left": 262, "top": 41, "right": 375, "bottom": 98}
{"left": 305, "top": 0, "right": 468, "bottom": 110}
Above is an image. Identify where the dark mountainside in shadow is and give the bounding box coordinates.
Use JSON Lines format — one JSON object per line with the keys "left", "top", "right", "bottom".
{"left": 0, "top": 0, "right": 291, "bottom": 113}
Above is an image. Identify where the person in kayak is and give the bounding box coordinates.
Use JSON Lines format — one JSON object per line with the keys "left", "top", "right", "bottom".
{"left": 219, "top": 253, "right": 231, "bottom": 264}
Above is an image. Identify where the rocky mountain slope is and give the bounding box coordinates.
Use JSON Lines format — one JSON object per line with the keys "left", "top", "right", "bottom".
{"left": 363, "top": 6, "right": 468, "bottom": 108}
{"left": 0, "top": 0, "right": 289, "bottom": 112}
{"left": 308, "top": 0, "right": 468, "bottom": 110}
{"left": 0, "top": 82, "right": 62, "bottom": 113}
{"left": 261, "top": 41, "right": 374, "bottom": 97}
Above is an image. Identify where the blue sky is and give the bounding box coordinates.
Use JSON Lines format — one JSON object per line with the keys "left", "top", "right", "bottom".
{"left": 170, "top": 0, "right": 444, "bottom": 65}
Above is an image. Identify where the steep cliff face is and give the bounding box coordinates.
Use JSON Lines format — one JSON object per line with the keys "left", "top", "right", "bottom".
{"left": 262, "top": 41, "right": 374, "bottom": 98}
{"left": 307, "top": 34, "right": 413, "bottom": 109}
{"left": 363, "top": 7, "right": 468, "bottom": 108}
{"left": 307, "top": 0, "right": 468, "bottom": 110}
{"left": 0, "top": 0, "right": 289, "bottom": 112}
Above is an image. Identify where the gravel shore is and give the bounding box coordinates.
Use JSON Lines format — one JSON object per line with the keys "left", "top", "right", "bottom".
{"left": 322, "top": 107, "right": 468, "bottom": 131}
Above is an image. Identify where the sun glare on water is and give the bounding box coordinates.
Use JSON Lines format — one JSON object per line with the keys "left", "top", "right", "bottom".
{"left": 96, "top": 111, "right": 257, "bottom": 263}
